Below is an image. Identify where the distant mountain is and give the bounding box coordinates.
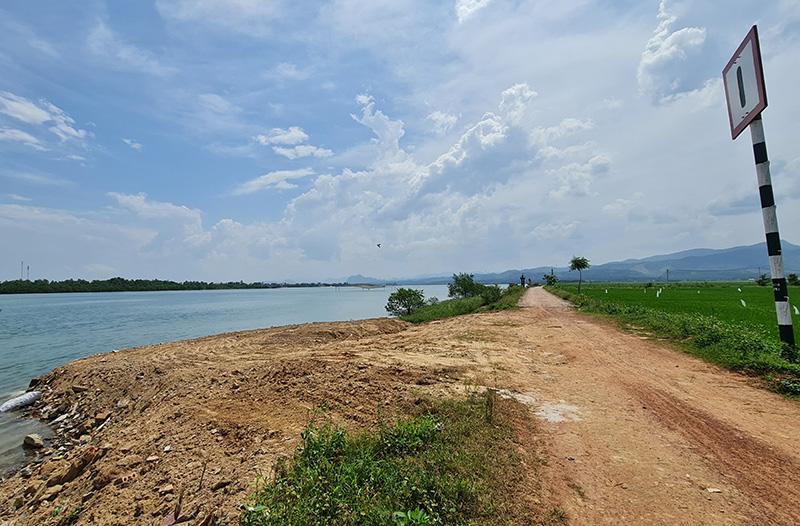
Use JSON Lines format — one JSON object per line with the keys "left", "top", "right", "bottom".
{"left": 343, "top": 241, "right": 800, "bottom": 285}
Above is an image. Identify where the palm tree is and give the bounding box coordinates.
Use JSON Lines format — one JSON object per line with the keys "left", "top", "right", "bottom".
{"left": 569, "top": 256, "right": 590, "bottom": 294}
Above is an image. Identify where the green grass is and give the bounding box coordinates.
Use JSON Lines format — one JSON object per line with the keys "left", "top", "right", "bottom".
{"left": 549, "top": 283, "right": 800, "bottom": 388}
{"left": 401, "top": 285, "right": 526, "bottom": 323}
{"left": 240, "top": 392, "right": 546, "bottom": 526}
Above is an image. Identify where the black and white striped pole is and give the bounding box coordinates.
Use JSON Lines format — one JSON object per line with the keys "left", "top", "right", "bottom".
{"left": 723, "top": 26, "right": 794, "bottom": 346}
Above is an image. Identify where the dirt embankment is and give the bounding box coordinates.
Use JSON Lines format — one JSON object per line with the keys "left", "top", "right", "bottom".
{"left": 2, "top": 288, "right": 800, "bottom": 525}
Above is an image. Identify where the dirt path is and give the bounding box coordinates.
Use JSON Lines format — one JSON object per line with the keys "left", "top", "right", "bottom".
{"left": 2, "top": 287, "right": 800, "bottom": 524}
{"left": 511, "top": 287, "right": 800, "bottom": 524}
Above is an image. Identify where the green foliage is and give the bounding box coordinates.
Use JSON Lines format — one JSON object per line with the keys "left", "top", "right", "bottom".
{"left": 788, "top": 273, "right": 799, "bottom": 286}
{"left": 756, "top": 274, "right": 770, "bottom": 286}
{"left": 447, "top": 273, "right": 483, "bottom": 299}
{"left": 479, "top": 284, "right": 503, "bottom": 305}
{"left": 484, "top": 285, "right": 525, "bottom": 311}
{"left": 401, "top": 297, "right": 485, "bottom": 323}
{"left": 386, "top": 288, "right": 426, "bottom": 317}
{"left": 240, "top": 395, "right": 523, "bottom": 526}
{"left": 550, "top": 284, "right": 800, "bottom": 381}
{"left": 542, "top": 274, "right": 558, "bottom": 286}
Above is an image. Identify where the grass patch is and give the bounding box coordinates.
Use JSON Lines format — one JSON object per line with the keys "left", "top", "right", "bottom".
{"left": 240, "top": 392, "right": 542, "bottom": 526}
{"left": 547, "top": 284, "right": 800, "bottom": 383}
{"left": 401, "top": 285, "right": 526, "bottom": 323}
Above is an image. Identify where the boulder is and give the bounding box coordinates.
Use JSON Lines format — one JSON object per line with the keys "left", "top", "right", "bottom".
{"left": 23, "top": 434, "right": 44, "bottom": 449}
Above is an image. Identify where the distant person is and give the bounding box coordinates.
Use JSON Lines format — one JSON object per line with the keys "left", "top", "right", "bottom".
{"left": 520, "top": 274, "right": 525, "bottom": 287}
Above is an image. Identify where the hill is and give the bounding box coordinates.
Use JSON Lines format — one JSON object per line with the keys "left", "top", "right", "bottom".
{"left": 345, "top": 241, "right": 800, "bottom": 285}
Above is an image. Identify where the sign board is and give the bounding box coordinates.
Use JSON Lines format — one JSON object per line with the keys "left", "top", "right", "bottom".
{"left": 723, "top": 25, "right": 767, "bottom": 140}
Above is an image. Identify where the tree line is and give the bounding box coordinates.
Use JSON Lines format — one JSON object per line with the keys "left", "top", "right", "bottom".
{"left": 0, "top": 277, "right": 343, "bottom": 294}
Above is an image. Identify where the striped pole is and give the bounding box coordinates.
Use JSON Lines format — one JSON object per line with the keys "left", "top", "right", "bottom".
{"left": 750, "top": 115, "right": 795, "bottom": 346}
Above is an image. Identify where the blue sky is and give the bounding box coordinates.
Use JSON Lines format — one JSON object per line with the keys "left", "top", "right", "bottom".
{"left": 2, "top": 0, "right": 800, "bottom": 282}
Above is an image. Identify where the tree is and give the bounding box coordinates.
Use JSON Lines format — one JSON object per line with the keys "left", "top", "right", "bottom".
{"left": 788, "top": 273, "right": 799, "bottom": 286}
{"left": 385, "top": 288, "right": 426, "bottom": 316}
{"left": 569, "top": 256, "right": 590, "bottom": 294}
{"left": 542, "top": 274, "right": 558, "bottom": 286}
{"left": 756, "top": 274, "right": 770, "bottom": 287}
{"left": 448, "top": 273, "right": 484, "bottom": 298}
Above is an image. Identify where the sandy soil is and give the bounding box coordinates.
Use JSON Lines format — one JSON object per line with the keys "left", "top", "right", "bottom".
{"left": 2, "top": 287, "right": 800, "bottom": 525}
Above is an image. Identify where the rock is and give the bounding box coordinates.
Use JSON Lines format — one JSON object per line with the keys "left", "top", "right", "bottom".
{"left": 95, "top": 412, "right": 109, "bottom": 423}
{"left": 41, "top": 484, "right": 63, "bottom": 501}
{"left": 71, "top": 385, "right": 88, "bottom": 393}
{"left": 117, "top": 399, "right": 129, "bottom": 409}
{"left": 23, "top": 434, "right": 44, "bottom": 449}
{"left": 211, "top": 479, "right": 231, "bottom": 491}
{"left": 146, "top": 455, "right": 160, "bottom": 462}
{"left": 79, "top": 434, "right": 92, "bottom": 444}
{"left": 159, "top": 483, "right": 174, "bottom": 494}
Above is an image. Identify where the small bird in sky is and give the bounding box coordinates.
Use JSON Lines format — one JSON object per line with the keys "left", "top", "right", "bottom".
{"left": 377, "top": 243, "right": 381, "bottom": 248}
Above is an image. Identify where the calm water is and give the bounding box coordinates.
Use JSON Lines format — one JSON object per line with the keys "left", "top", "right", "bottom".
{"left": 0, "top": 285, "right": 449, "bottom": 470}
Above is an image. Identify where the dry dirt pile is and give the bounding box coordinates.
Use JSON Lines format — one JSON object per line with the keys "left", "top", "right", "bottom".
{"left": 2, "top": 288, "right": 800, "bottom": 525}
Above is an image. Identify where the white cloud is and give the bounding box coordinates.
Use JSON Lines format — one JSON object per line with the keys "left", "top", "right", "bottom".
{"left": 6, "top": 171, "right": 70, "bottom": 186}
{"left": 198, "top": 93, "right": 238, "bottom": 114}
{"left": 234, "top": 168, "right": 315, "bottom": 195}
{"left": 455, "top": 0, "right": 496, "bottom": 23}
{"left": 87, "top": 22, "right": 174, "bottom": 76}
{"left": 0, "top": 92, "right": 88, "bottom": 147}
{"left": 426, "top": 111, "right": 458, "bottom": 136}
{"left": 0, "top": 91, "right": 51, "bottom": 124}
{"left": 156, "top": 0, "right": 287, "bottom": 37}
{"left": 273, "top": 145, "right": 333, "bottom": 160}
{"left": 637, "top": 0, "right": 706, "bottom": 102}
{"left": 122, "top": 138, "right": 143, "bottom": 151}
{"left": 254, "top": 127, "right": 309, "bottom": 146}
{"left": 531, "top": 221, "right": 579, "bottom": 240}
{"left": 499, "top": 83, "right": 537, "bottom": 125}
{"left": 0, "top": 127, "right": 48, "bottom": 151}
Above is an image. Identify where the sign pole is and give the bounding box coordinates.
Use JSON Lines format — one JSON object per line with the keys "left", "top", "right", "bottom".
{"left": 723, "top": 25, "right": 794, "bottom": 347}
{"left": 749, "top": 116, "right": 794, "bottom": 345}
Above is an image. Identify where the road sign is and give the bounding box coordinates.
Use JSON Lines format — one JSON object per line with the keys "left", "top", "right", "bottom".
{"left": 723, "top": 26, "right": 767, "bottom": 140}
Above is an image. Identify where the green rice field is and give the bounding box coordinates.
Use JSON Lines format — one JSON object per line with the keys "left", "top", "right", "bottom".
{"left": 558, "top": 282, "right": 800, "bottom": 344}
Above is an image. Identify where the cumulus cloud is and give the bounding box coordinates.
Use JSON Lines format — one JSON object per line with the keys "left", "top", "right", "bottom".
{"left": 426, "top": 111, "right": 459, "bottom": 136}
{"left": 531, "top": 221, "right": 580, "bottom": 240}
{"left": 253, "top": 127, "right": 331, "bottom": 159}
{"left": 499, "top": 83, "right": 537, "bottom": 125}
{"left": 272, "top": 145, "right": 332, "bottom": 160}
{"left": 234, "top": 168, "right": 315, "bottom": 194}
{"left": 108, "top": 192, "right": 209, "bottom": 247}
{"left": 637, "top": 0, "right": 706, "bottom": 102}
{"left": 254, "top": 127, "right": 309, "bottom": 146}
{"left": 455, "top": 0, "right": 496, "bottom": 23}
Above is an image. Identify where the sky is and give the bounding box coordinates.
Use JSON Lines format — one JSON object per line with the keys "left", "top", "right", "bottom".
{"left": 1, "top": 0, "right": 800, "bottom": 283}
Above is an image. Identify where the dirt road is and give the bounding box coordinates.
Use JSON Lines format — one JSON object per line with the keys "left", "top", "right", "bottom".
{"left": 513, "top": 287, "right": 800, "bottom": 524}
{"left": 2, "top": 287, "right": 800, "bottom": 524}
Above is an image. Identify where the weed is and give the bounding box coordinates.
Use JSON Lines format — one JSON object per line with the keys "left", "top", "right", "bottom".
{"left": 241, "top": 395, "right": 526, "bottom": 526}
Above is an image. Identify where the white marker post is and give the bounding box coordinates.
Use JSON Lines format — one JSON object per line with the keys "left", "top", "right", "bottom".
{"left": 723, "top": 25, "right": 794, "bottom": 346}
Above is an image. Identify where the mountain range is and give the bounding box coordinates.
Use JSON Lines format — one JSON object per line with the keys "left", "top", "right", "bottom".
{"left": 344, "top": 241, "right": 800, "bottom": 285}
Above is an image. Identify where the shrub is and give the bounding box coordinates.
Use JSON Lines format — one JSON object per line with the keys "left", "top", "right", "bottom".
{"left": 480, "top": 284, "right": 503, "bottom": 304}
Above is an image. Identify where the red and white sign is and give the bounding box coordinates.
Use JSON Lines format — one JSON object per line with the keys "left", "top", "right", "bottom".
{"left": 723, "top": 26, "right": 768, "bottom": 140}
